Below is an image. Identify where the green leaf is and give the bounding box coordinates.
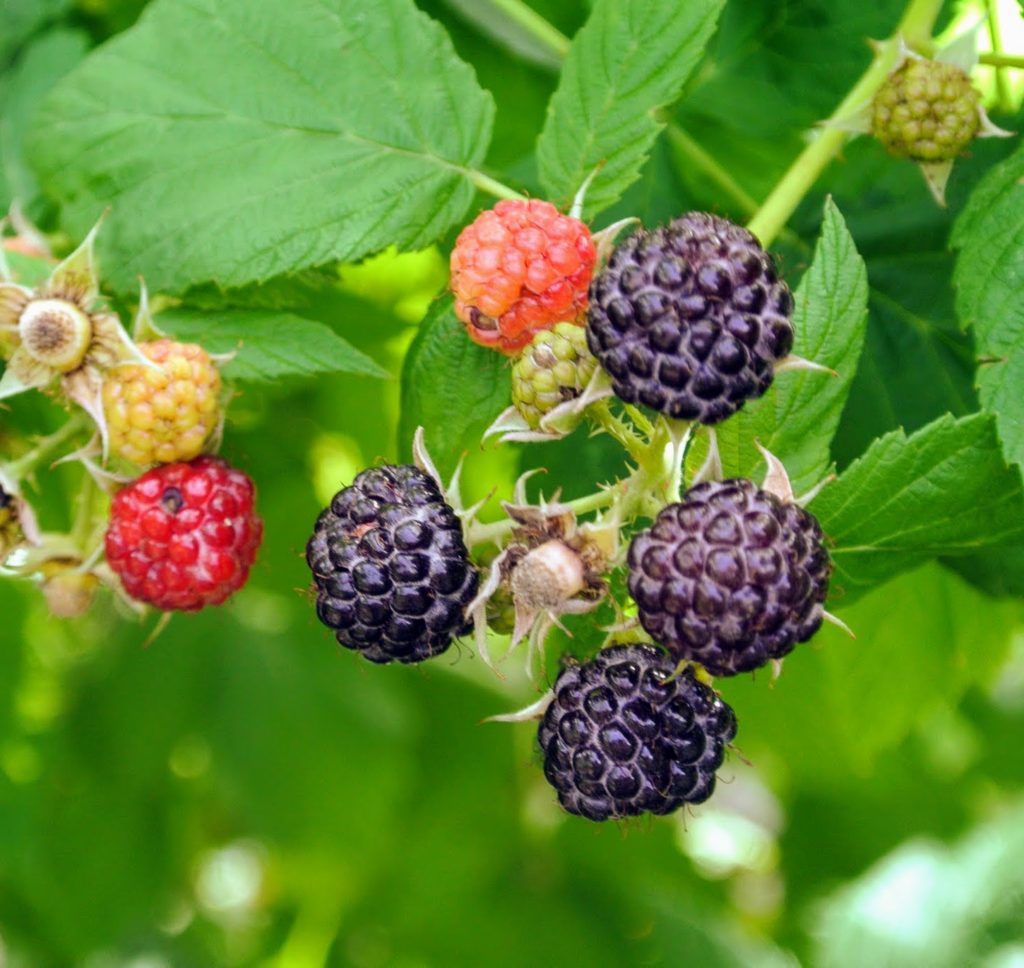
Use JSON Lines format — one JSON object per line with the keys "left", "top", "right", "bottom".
{"left": 810, "top": 412, "right": 1024, "bottom": 601}
{"left": 27, "top": 0, "right": 494, "bottom": 293}
{"left": 156, "top": 309, "right": 389, "bottom": 383}
{"left": 536, "top": 0, "right": 724, "bottom": 215}
{"left": 399, "top": 296, "right": 510, "bottom": 477}
{"left": 712, "top": 198, "right": 868, "bottom": 495}
{"left": 952, "top": 145, "right": 1024, "bottom": 469}
{"left": 0, "top": 29, "right": 89, "bottom": 216}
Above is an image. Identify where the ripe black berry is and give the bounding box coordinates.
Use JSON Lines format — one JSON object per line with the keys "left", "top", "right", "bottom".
{"left": 306, "top": 464, "right": 479, "bottom": 664}
{"left": 627, "top": 479, "right": 831, "bottom": 676}
{"left": 586, "top": 212, "right": 793, "bottom": 424}
{"left": 539, "top": 643, "right": 737, "bottom": 821}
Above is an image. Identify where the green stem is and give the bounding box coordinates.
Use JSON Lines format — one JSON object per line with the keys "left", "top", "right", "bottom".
{"left": 747, "top": 0, "right": 945, "bottom": 246}
{"left": 6, "top": 415, "right": 85, "bottom": 480}
{"left": 979, "top": 52, "right": 1024, "bottom": 70}
{"left": 622, "top": 404, "right": 654, "bottom": 437}
{"left": 589, "top": 400, "right": 648, "bottom": 464}
{"left": 896, "top": 0, "right": 945, "bottom": 49}
{"left": 469, "top": 170, "right": 526, "bottom": 202}
{"left": 486, "top": 0, "right": 570, "bottom": 58}
{"left": 985, "top": 0, "right": 1013, "bottom": 114}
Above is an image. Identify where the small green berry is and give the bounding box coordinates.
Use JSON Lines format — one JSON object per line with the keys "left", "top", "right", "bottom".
{"left": 871, "top": 58, "right": 980, "bottom": 162}
{"left": 511, "top": 322, "right": 597, "bottom": 429}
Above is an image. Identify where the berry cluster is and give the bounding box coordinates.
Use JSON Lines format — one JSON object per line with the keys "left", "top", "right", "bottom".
{"left": 300, "top": 197, "right": 837, "bottom": 826}
{"left": 0, "top": 221, "right": 261, "bottom": 617}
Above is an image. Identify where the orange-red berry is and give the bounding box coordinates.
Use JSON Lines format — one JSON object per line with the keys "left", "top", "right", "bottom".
{"left": 450, "top": 199, "right": 596, "bottom": 354}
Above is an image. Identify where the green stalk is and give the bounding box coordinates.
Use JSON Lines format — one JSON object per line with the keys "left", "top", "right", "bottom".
{"left": 485, "top": 0, "right": 571, "bottom": 58}
{"left": 589, "top": 400, "right": 649, "bottom": 464}
{"left": 984, "top": 0, "right": 1013, "bottom": 114}
{"left": 979, "top": 52, "right": 1024, "bottom": 70}
{"left": 6, "top": 415, "right": 86, "bottom": 480}
{"left": 747, "top": 0, "right": 946, "bottom": 246}
{"left": 468, "top": 170, "right": 526, "bottom": 201}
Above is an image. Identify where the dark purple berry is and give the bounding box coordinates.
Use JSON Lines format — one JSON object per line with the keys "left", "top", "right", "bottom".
{"left": 306, "top": 465, "right": 478, "bottom": 664}
{"left": 627, "top": 479, "right": 831, "bottom": 676}
{"left": 587, "top": 212, "right": 794, "bottom": 424}
{"left": 539, "top": 643, "right": 737, "bottom": 821}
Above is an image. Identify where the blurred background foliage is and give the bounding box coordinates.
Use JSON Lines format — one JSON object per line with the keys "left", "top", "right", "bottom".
{"left": 2, "top": 0, "right": 1024, "bottom": 965}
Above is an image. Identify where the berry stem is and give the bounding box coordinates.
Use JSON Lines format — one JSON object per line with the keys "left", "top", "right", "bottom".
{"left": 468, "top": 170, "right": 527, "bottom": 202}
{"left": 979, "top": 52, "right": 1024, "bottom": 71}
{"left": 983, "top": 0, "right": 1014, "bottom": 114}
{"left": 588, "top": 399, "right": 649, "bottom": 464}
{"left": 484, "top": 0, "right": 571, "bottom": 59}
{"left": 747, "top": 0, "right": 945, "bottom": 246}
{"left": 5, "top": 414, "right": 87, "bottom": 480}
{"left": 622, "top": 404, "right": 654, "bottom": 436}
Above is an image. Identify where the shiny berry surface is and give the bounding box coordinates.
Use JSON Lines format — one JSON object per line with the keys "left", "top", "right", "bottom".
{"left": 306, "top": 464, "right": 478, "bottom": 664}
{"left": 587, "top": 212, "right": 793, "bottom": 424}
{"left": 628, "top": 479, "right": 831, "bottom": 677}
{"left": 539, "top": 644, "right": 736, "bottom": 821}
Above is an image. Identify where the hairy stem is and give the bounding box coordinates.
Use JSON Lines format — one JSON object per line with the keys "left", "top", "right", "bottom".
{"left": 747, "top": 0, "right": 945, "bottom": 246}
{"left": 6, "top": 415, "right": 86, "bottom": 480}
{"left": 589, "top": 400, "right": 649, "bottom": 464}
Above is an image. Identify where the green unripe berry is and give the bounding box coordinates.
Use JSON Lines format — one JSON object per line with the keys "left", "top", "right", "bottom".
{"left": 511, "top": 322, "right": 597, "bottom": 429}
{"left": 871, "top": 58, "right": 980, "bottom": 162}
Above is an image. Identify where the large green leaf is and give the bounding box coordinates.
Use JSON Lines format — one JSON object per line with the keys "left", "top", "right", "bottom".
{"left": 810, "top": 413, "right": 1024, "bottom": 600}
{"left": 399, "top": 296, "right": 510, "bottom": 478}
{"left": 27, "top": 0, "right": 494, "bottom": 293}
{"left": 713, "top": 198, "right": 868, "bottom": 495}
{"left": 536, "top": 0, "right": 724, "bottom": 215}
{"left": 952, "top": 145, "right": 1024, "bottom": 470}
{"left": 158, "top": 308, "right": 389, "bottom": 383}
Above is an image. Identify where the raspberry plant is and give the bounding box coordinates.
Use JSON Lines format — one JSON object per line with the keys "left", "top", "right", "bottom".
{"left": 3, "top": 0, "right": 1024, "bottom": 963}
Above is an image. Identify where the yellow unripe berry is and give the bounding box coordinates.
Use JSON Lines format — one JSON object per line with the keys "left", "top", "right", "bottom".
{"left": 102, "top": 339, "right": 222, "bottom": 466}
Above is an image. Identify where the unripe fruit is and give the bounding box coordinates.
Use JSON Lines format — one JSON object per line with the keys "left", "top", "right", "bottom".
{"left": 511, "top": 322, "right": 597, "bottom": 429}
{"left": 871, "top": 58, "right": 980, "bottom": 162}
{"left": 451, "top": 199, "right": 596, "bottom": 354}
{"left": 102, "top": 339, "right": 222, "bottom": 466}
